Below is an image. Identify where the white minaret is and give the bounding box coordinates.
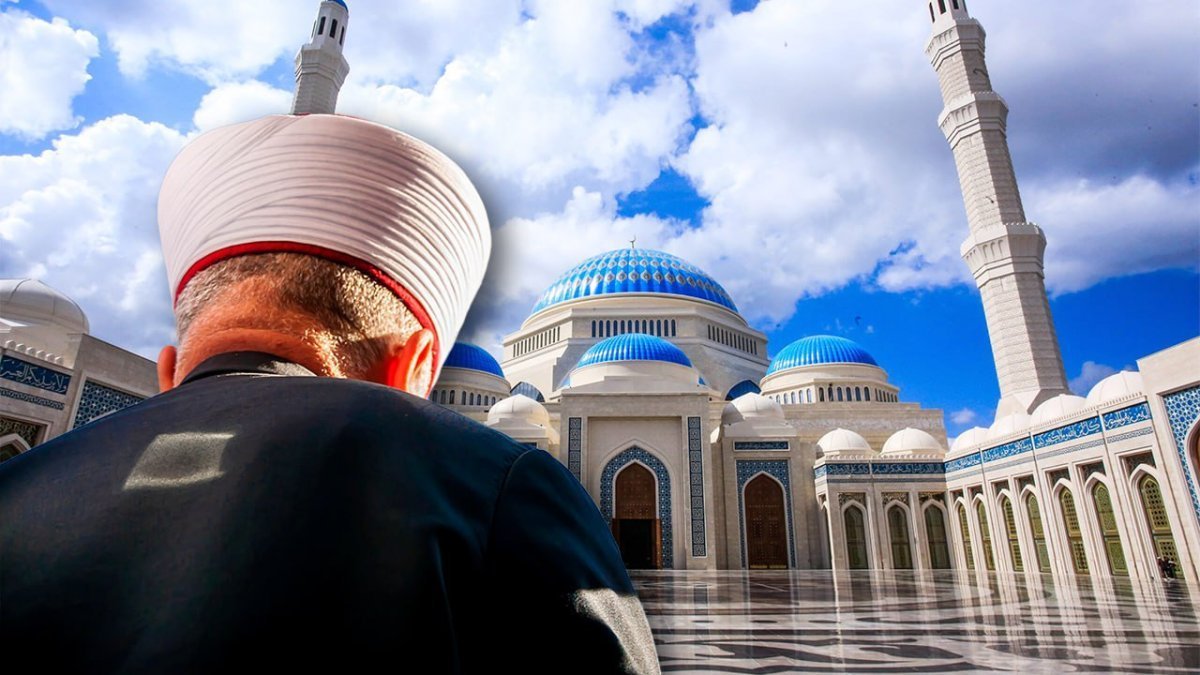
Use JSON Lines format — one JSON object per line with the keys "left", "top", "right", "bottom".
{"left": 291, "top": 0, "right": 350, "bottom": 115}
{"left": 925, "top": 0, "right": 1070, "bottom": 417}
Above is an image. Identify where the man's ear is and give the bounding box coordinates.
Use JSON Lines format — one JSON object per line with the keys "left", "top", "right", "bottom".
{"left": 385, "top": 329, "right": 435, "bottom": 396}
{"left": 157, "top": 345, "right": 178, "bottom": 393}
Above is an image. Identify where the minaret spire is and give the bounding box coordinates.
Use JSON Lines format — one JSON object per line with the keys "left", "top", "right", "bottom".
{"left": 925, "top": 1, "right": 1070, "bottom": 416}
{"left": 291, "top": 0, "right": 351, "bottom": 115}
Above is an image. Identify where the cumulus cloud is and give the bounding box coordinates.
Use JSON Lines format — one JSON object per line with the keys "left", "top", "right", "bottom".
{"left": 1033, "top": 175, "right": 1200, "bottom": 294}
{"left": 0, "top": 115, "right": 187, "bottom": 356}
{"left": 1069, "top": 361, "right": 1120, "bottom": 396}
{"left": 0, "top": 10, "right": 98, "bottom": 139}
{"left": 671, "top": 0, "right": 1198, "bottom": 325}
{"left": 459, "top": 187, "right": 678, "bottom": 348}
{"left": 193, "top": 80, "right": 292, "bottom": 132}
{"left": 950, "top": 408, "right": 978, "bottom": 426}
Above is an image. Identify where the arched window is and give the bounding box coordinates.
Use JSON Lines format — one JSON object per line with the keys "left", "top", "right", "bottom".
{"left": 449, "top": 390, "right": 456, "bottom": 405}
{"left": 468, "top": 392, "right": 475, "bottom": 406}
{"left": 888, "top": 506, "right": 913, "bottom": 569}
{"left": 924, "top": 506, "right": 952, "bottom": 569}
{"left": 1025, "top": 493, "right": 1051, "bottom": 572}
{"left": 819, "top": 388, "right": 825, "bottom": 402}
{"left": 671, "top": 320, "right": 676, "bottom": 336}
{"left": 591, "top": 321, "right": 596, "bottom": 338}
{"left": 1139, "top": 475, "right": 1183, "bottom": 579}
{"left": 1000, "top": 496, "right": 1024, "bottom": 572}
{"left": 330, "top": 18, "right": 339, "bottom": 40}
{"left": 317, "top": 16, "right": 326, "bottom": 35}
{"left": 657, "top": 320, "right": 663, "bottom": 336}
{"left": 976, "top": 501, "right": 995, "bottom": 571}
{"left": 865, "top": 388, "right": 871, "bottom": 402}
{"left": 938, "top": 0, "right": 947, "bottom": 14}
{"left": 957, "top": 503, "right": 975, "bottom": 570}
{"left": 844, "top": 505, "right": 869, "bottom": 570}
{"left": 855, "top": 387, "right": 862, "bottom": 402}
{"left": 1092, "top": 483, "right": 1128, "bottom": 576}
{"left": 1059, "top": 489, "right": 1089, "bottom": 575}
{"left": 837, "top": 388, "right": 843, "bottom": 402}
{"left": 790, "top": 392, "right": 798, "bottom": 404}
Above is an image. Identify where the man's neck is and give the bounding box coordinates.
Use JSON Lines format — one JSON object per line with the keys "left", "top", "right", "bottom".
{"left": 176, "top": 327, "right": 343, "bottom": 385}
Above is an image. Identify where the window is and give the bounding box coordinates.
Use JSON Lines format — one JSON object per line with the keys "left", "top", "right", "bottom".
{"left": 1139, "top": 475, "right": 1183, "bottom": 579}
{"left": 888, "top": 506, "right": 913, "bottom": 569}
{"left": 976, "top": 501, "right": 996, "bottom": 571}
{"left": 925, "top": 506, "right": 952, "bottom": 569}
{"left": 1059, "top": 489, "right": 1089, "bottom": 575}
{"left": 1026, "top": 493, "right": 1051, "bottom": 572}
{"left": 819, "top": 388, "right": 825, "bottom": 402}
{"left": 837, "top": 388, "right": 843, "bottom": 402}
{"left": 844, "top": 505, "right": 869, "bottom": 570}
{"left": 957, "top": 504, "right": 975, "bottom": 570}
{"left": 340, "top": 26, "right": 345, "bottom": 46}
{"left": 929, "top": 3, "right": 936, "bottom": 22}
{"left": 937, "top": 0, "right": 947, "bottom": 13}
{"left": 591, "top": 321, "right": 596, "bottom": 338}
{"left": 671, "top": 320, "right": 676, "bottom": 336}
{"left": 855, "top": 387, "right": 862, "bottom": 402}
{"left": 449, "top": 390, "right": 455, "bottom": 405}
{"left": 1000, "top": 497, "right": 1023, "bottom": 572}
{"left": 318, "top": 16, "right": 326, "bottom": 35}
{"left": 330, "top": 19, "right": 338, "bottom": 40}
{"left": 1093, "top": 483, "right": 1127, "bottom": 576}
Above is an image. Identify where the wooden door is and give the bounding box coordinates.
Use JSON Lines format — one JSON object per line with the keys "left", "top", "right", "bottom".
{"left": 614, "top": 464, "right": 661, "bottom": 569}
{"left": 745, "top": 474, "right": 788, "bottom": 569}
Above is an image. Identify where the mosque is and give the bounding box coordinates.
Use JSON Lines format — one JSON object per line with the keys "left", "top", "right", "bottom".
{"left": 1, "top": 0, "right": 1197, "bottom": 583}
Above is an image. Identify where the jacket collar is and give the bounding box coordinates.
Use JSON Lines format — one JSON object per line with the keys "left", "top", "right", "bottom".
{"left": 180, "top": 352, "right": 316, "bottom": 386}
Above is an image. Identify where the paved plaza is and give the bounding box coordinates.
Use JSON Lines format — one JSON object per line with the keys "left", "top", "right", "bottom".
{"left": 632, "top": 570, "right": 1200, "bottom": 674}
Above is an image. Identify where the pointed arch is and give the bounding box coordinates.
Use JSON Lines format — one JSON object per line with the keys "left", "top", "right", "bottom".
{"left": 1056, "top": 484, "right": 1089, "bottom": 576}
{"left": 886, "top": 501, "right": 914, "bottom": 570}
{"left": 1131, "top": 466, "right": 1183, "bottom": 579}
{"left": 842, "top": 500, "right": 870, "bottom": 570}
{"left": 600, "top": 447, "right": 673, "bottom": 569}
{"left": 1022, "top": 487, "right": 1052, "bottom": 573}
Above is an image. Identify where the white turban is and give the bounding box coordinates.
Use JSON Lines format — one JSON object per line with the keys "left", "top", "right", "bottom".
{"left": 157, "top": 114, "right": 491, "bottom": 382}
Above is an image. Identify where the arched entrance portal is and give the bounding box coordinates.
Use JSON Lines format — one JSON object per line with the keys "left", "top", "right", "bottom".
{"left": 612, "top": 463, "right": 661, "bottom": 569}
{"left": 745, "top": 474, "right": 788, "bottom": 569}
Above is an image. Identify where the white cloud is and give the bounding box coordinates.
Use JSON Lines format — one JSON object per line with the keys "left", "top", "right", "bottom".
{"left": 1032, "top": 175, "right": 1200, "bottom": 294}
{"left": 459, "top": 187, "right": 678, "bottom": 346}
{"left": 1069, "top": 361, "right": 1120, "bottom": 396}
{"left": 0, "top": 115, "right": 187, "bottom": 356}
{"left": 0, "top": 10, "right": 98, "bottom": 140}
{"left": 950, "top": 408, "right": 978, "bottom": 426}
{"left": 193, "top": 80, "right": 292, "bottom": 132}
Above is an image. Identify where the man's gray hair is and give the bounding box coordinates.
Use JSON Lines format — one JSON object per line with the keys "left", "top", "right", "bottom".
{"left": 175, "top": 253, "right": 422, "bottom": 383}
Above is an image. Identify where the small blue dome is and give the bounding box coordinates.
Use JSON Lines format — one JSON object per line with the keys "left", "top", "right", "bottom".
{"left": 766, "top": 335, "right": 878, "bottom": 375}
{"left": 443, "top": 343, "right": 505, "bottom": 378}
{"left": 575, "top": 333, "right": 693, "bottom": 370}
{"left": 725, "top": 380, "right": 762, "bottom": 400}
{"left": 327, "top": 0, "right": 348, "bottom": 8}
{"left": 532, "top": 248, "right": 738, "bottom": 315}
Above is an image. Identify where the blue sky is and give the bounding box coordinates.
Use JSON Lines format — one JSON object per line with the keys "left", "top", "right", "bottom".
{"left": 0, "top": 0, "right": 1196, "bottom": 440}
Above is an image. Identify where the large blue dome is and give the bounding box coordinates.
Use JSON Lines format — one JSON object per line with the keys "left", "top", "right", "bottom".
{"left": 575, "top": 333, "right": 693, "bottom": 370}
{"left": 766, "top": 335, "right": 878, "bottom": 375}
{"left": 532, "top": 248, "right": 738, "bottom": 315}
{"left": 443, "top": 343, "right": 505, "bottom": 378}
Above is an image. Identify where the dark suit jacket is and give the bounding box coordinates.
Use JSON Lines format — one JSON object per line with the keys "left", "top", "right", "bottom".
{"left": 0, "top": 352, "right": 659, "bottom": 673}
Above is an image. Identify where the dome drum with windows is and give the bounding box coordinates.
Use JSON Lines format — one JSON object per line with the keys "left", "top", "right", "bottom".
{"left": 566, "top": 333, "right": 703, "bottom": 388}
{"left": 760, "top": 335, "right": 899, "bottom": 406}
{"left": 430, "top": 343, "right": 510, "bottom": 410}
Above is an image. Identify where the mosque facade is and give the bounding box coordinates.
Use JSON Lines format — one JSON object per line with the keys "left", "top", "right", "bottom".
{"left": 1, "top": 0, "right": 1197, "bottom": 585}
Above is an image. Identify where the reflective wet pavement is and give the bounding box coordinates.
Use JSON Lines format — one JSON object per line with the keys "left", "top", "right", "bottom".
{"left": 630, "top": 570, "right": 1200, "bottom": 673}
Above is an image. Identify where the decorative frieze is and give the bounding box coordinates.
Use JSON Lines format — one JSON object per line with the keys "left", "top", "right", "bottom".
{"left": 882, "top": 492, "right": 909, "bottom": 506}
{"left": 734, "top": 441, "right": 789, "bottom": 451}
{"left": 0, "top": 355, "right": 71, "bottom": 395}
{"left": 1101, "top": 402, "right": 1151, "bottom": 430}
{"left": 687, "top": 416, "right": 706, "bottom": 557}
{"left": 1032, "top": 417, "right": 1102, "bottom": 450}
{"left": 567, "top": 417, "right": 582, "bottom": 481}
{"left": 0, "top": 386, "right": 65, "bottom": 410}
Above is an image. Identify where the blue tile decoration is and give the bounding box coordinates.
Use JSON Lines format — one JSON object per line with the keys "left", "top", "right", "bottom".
{"left": 1032, "top": 417, "right": 1102, "bottom": 449}
{"left": 0, "top": 355, "right": 71, "bottom": 395}
{"left": 734, "top": 441, "right": 789, "bottom": 451}
{"left": 567, "top": 417, "right": 582, "bottom": 481}
{"left": 736, "top": 460, "right": 796, "bottom": 569}
{"left": 532, "top": 247, "right": 738, "bottom": 315}
{"left": 945, "top": 452, "right": 982, "bottom": 473}
{"left": 0, "top": 386, "right": 64, "bottom": 410}
{"left": 983, "top": 437, "right": 1033, "bottom": 463}
{"left": 814, "top": 465, "right": 828, "bottom": 479}
{"left": 1106, "top": 428, "right": 1154, "bottom": 444}
{"left": 688, "top": 416, "right": 706, "bottom": 557}
{"left": 1162, "top": 385, "right": 1200, "bottom": 525}
{"left": 1101, "top": 402, "right": 1151, "bottom": 430}
{"left": 71, "top": 380, "right": 145, "bottom": 429}
{"left": 0, "top": 416, "right": 44, "bottom": 446}
{"left": 600, "top": 447, "right": 673, "bottom": 569}
{"left": 824, "top": 463, "right": 871, "bottom": 476}
{"left": 872, "top": 462, "right": 945, "bottom": 475}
